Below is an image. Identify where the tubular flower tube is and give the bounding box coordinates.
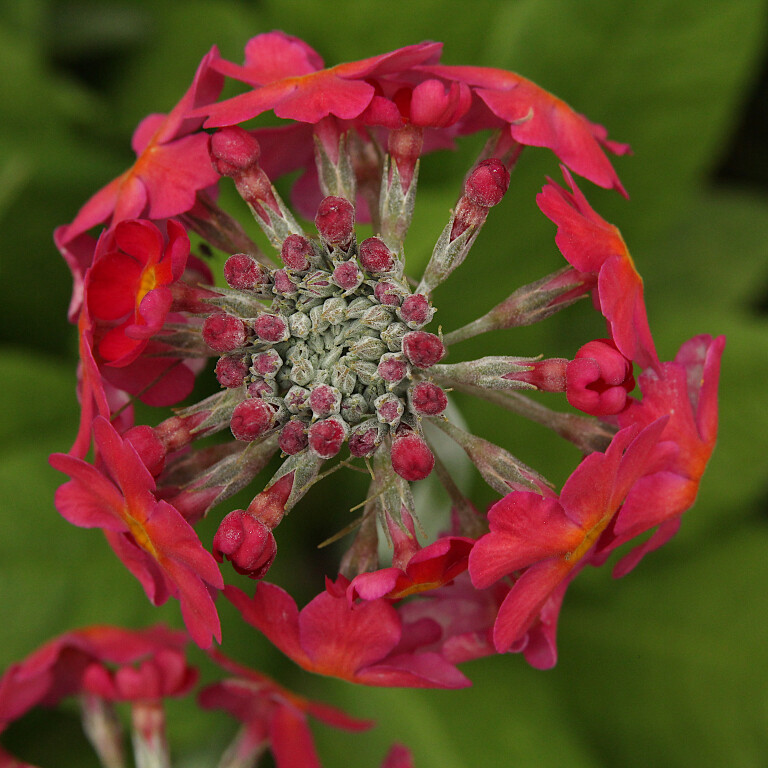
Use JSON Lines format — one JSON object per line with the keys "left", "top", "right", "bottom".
{"left": 50, "top": 32, "right": 723, "bottom": 698}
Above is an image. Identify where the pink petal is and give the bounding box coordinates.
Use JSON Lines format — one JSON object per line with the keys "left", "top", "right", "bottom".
{"left": 493, "top": 559, "right": 568, "bottom": 652}
{"left": 269, "top": 704, "right": 322, "bottom": 768}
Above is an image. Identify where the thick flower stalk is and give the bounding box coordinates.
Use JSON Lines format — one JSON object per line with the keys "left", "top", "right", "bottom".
{"left": 36, "top": 34, "right": 724, "bottom": 754}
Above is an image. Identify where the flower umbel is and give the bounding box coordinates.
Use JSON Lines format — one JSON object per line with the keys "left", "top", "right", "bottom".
{"left": 46, "top": 31, "right": 724, "bottom": 733}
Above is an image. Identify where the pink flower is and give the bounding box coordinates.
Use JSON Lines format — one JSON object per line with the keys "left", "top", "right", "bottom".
{"left": 468, "top": 419, "right": 666, "bottom": 653}
{"left": 0, "top": 625, "right": 188, "bottom": 729}
{"left": 537, "top": 166, "right": 659, "bottom": 369}
{"left": 198, "top": 32, "right": 443, "bottom": 127}
{"left": 61, "top": 47, "right": 224, "bottom": 242}
{"left": 86, "top": 219, "right": 189, "bottom": 366}
{"left": 348, "top": 510, "right": 473, "bottom": 602}
{"left": 225, "top": 577, "right": 470, "bottom": 688}
{"left": 594, "top": 334, "right": 726, "bottom": 576}
{"left": 421, "top": 64, "right": 630, "bottom": 194}
{"left": 199, "top": 650, "right": 371, "bottom": 768}
{"left": 49, "top": 417, "right": 224, "bottom": 648}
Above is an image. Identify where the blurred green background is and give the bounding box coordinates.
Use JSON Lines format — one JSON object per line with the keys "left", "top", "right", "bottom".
{"left": 2, "top": 1, "right": 768, "bottom": 766}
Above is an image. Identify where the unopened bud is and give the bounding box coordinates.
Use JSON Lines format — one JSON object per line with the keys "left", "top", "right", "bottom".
{"left": 202, "top": 312, "right": 248, "bottom": 353}
{"left": 359, "top": 237, "right": 394, "bottom": 273}
{"left": 254, "top": 314, "right": 290, "bottom": 343}
{"left": 308, "top": 384, "right": 342, "bottom": 417}
{"left": 124, "top": 425, "right": 166, "bottom": 476}
{"left": 349, "top": 422, "right": 380, "bottom": 457}
{"left": 390, "top": 433, "right": 434, "bottom": 481}
{"left": 281, "top": 234, "right": 313, "bottom": 270}
{"left": 332, "top": 260, "right": 363, "bottom": 291}
{"left": 308, "top": 416, "right": 348, "bottom": 458}
{"left": 398, "top": 294, "right": 433, "bottom": 328}
{"left": 213, "top": 509, "right": 276, "bottom": 578}
{"left": 278, "top": 420, "right": 309, "bottom": 455}
{"left": 210, "top": 126, "right": 260, "bottom": 175}
{"left": 402, "top": 331, "right": 445, "bottom": 369}
{"left": 230, "top": 399, "right": 276, "bottom": 441}
{"left": 215, "top": 356, "right": 249, "bottom": 388}
{"left": 315, "top": 196, "right": 355, "bottom": 249}
{"left": 566, "top": 339, "right": 635, "bottom": 416}
{"left": 224, "top": 253, "right": 270, "bottom": 290}
{"left": 409, "top": 381, "right": 448, "bottom": 416}
{"left": 464, "top": 158, "right": 510, "bottom": 208}
{"left": 378, "top": 353, "right": 408, "bottom": 383}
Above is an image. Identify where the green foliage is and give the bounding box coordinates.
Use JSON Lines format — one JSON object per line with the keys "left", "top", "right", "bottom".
{"left": 2, "top": 0, "right": 767, "bottom": 765}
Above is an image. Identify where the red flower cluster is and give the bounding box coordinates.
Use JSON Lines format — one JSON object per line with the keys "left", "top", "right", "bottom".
{"left": 17, "top": 28, "right": 725, "bottom": 766}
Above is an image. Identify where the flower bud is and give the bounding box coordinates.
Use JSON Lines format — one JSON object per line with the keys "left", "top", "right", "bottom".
{"left": 315, "top": 196, "right": 355, "bottom": 249}
{"left": 124, "top": 425, "right": 166, "bottom": 476}
{"left": 374, "top": 280, "right": 402, "bottom": 306}
{"left": 566, "top": 338, "right": 635, "bottom": 416}
{"left": 278, "top": 419, "right": 309, "bottom": 455}
{"left": 273, "top": 268, "right": 297, "bottom": 296}
{"left": 230, "top": 399, "right": 276, "bottom": 441}
{"left": 332, "top": 260, "right": 363, "bottom": 291}
{"left": 464, "top": 158, "right": 510, "bottom": 208}
{"left": 224, "top": 253, "right": 270, "bottom": 290}
{"left": 390, "top": 433, "right": 434, "bottom": 481}
{"left": 359, "top": 237, "right": 394, "bottom": 273}
{"left": 409, "top": 381, "right": 448, "bottom": 416}
{"left": 254, "top": 313, "right": 290, "bottom": 343}
{"left": 308, "top": 384, "right": 342, "bottom": 417}
{"left": 308, "top": 416, "right": 348, "bottom": 458}
{"left": 202, "top": 312, "right": 248, "bottom": 353}
{"left": 402, "top": 331, "right": 446, "bottom": 369}
{"left": 281, "top": 234, "right": 313, "bottom": 270}
{"left": 349, "top": 422, "right": 380, "bottom": 457}
{"left": 210, "top": 126, "right": 261, "bottom": 175}
{"left": 378, "top": 353, "right": 408, "bottom": 383}
{"left": 213, "top": 509, "right": 277, "bottom": 578}
{"left": 215, "top": 355, "right": 249, "bottom": 388}
{"left": 398, "top": 293, "right": 433, "bottom": 327}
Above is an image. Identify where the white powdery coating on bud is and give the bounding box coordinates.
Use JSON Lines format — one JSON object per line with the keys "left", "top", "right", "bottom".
{"left": 218, "top": 194, "right": 453, "bottom": 471}
{"left": 391, "top": 433, "right": 434, "bottom": 481}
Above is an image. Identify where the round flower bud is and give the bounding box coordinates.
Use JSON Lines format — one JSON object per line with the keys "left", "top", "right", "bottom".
{"left": 374, "top": 280, "right": 402, "bottom": 306}
{"left": 315, "top": 196, "right": 355, "bottom": 248}
{"left": 308, "top": 384, "right": 342, "bottom": 418}
{"left": 230, "top": 399, "right": 276, "bottom": 441}
{"left": 402, "top": 331, "right": 446, "bottom": 369}
{"left": 349, "top": 424, "right": 379, "bottom": 457}
{"left": 398, "top": 294, "right": 433, "bottom": 327}
{"left": 566, "top": 338, "right": 635, "bottom": 416}
{"left": 202, "top": 312, "right": 248, "bottom": 353}
{"left": 308, "top": 417, "right": 348, "bottom": 458}
{"left": 409, "top": 381, "right": 448, "bottom": 416}
{"left": 378, "top": 354, "right": 408, "bottom": 383}
{"left": 278, "top": 420, "right": 308, "bottom": 455}
{"left": 332, "top": 260, "right": 363, "bottom": 291}
{"left": 215, "top": 356, "right": 249, "bottom": 388}
{"left": 254, "top": 313, "right": 290, "bottom": 343}
{"left": 210, "top": 126, "right": 260, "bottom": 176}
{"left": 464, "top": 158, "right": 510, "bottom": 208}
{"left": 251, "top": 349, "right": 282, "bottom": 378}
{"left": 390, "top": 433, "right": 435, "bottom": 481}
{"left": 213, "top": 509, "right": 276, "bottom": 579}
{"left": 273, "top": 268, "right": 297, "bottom": 295}
{"left": 224, "top": 253, "right": 269, "bottom": 290}
{"left": 359, "top": 237, "right": 394, "bottom": 273}
{"left": 281, "top": 234, "right": 313, "bottom": 270}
